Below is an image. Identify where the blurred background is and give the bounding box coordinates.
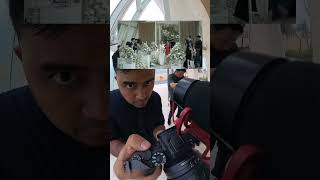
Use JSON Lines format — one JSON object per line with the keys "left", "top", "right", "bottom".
{"left": 0, "top": 0, "right": 27, "bottom": 93}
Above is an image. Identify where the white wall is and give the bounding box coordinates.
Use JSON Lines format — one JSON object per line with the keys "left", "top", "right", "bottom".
{"left": 249, "top": 24, "right": 285, "bottom": 57}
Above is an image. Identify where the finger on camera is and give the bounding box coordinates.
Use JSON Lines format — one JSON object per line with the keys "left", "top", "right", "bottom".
{"left": 114, "top": 134, "right": 152, "bottom": 179}
{"left": 130, "top": 167, "right": 162, "bottom": 180}
{"left": 127, "top": 134, "right": 151, "bottom": 152}
{"left": 115, "top": 168, "right": 159, "bottom": 180}
{"left": 117, "top": 134, "right": 151, "bottom": 162}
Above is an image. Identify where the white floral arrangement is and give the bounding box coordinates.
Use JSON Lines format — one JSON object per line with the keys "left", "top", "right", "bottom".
{"left": 119, "top": 46, "right": 136, "bottom": 64}
{"left": 141, "top": 42, "right": 151, "bottom": 55}
{"left": 135, "top": 58, "right": 145, "bottom": 68}
{"left": 162, "top": 29, "right": 170, "bottom": 40}
{"left": 174, "top": 34, "right": 180, "bottom": 40}
{"left": 169, "top": 42, "right": 185, "bottom": 65}
{"left": 162, "top": 29, "right": 180, "bottom": 42}
{"left": 136, "top": 43, "right": 151, "bottom": 68}
{"left": 136, "top": 53, "right": 149, "bottom": 68}
{"left": 151, "top": 53, "right": 158, "bottom": 65}
{"left": 150, "top": 42, "right": 158, "bottom": 51}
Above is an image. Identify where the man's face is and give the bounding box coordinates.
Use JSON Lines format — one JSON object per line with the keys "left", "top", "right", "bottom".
{"left": 212, "top": 28, "right": 241, "bottom": 51}
{"left": 175, "top": 71, "right": 185, "bottom": 78}
{"left": 116, "top": 70, "right": 155, "bottom": 108}
{"left": 19, "top": 25, "right": 108, "bottom": 147}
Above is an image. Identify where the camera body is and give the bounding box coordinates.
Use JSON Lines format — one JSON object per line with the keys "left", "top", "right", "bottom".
{"left": 124, "top": 127, "right": 210, "bottom": 180}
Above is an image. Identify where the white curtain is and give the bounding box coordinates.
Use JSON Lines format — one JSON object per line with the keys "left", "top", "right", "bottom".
{"left": 255, "top": 0, "right": 269, "bottom": 22}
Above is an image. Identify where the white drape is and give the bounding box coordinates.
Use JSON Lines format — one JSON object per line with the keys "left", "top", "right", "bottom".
{"left": 255, "top": 0, "right": 269, "bottom": 22}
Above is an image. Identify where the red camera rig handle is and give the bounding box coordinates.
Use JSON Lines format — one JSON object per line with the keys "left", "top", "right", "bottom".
{"left": 174, "top": 107, "right": 210, "bottom": 164}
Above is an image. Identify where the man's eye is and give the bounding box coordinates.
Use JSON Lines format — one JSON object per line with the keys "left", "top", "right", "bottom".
{"left": 50, "top": 72, "right": 75, "bottom": 85}
{"left": 145, "top": 80, "right": 153, "bottom": 86}
{"left": 126, "top": 84, "right": 135, "bottom": 89}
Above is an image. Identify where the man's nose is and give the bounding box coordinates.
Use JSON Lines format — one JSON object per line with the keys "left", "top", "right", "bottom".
{"left": 136, "top": 87, "right": 147, "bottom": 101}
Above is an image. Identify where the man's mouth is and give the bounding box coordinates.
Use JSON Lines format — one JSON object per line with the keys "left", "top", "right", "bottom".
{"left": 135, "top": 101, "right": 147, "bottom": 108}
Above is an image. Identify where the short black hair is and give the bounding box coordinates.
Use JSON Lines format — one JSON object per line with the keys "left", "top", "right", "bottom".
{"left": 131, "top": 38, "right": 135, "bottom": 41}
{"left": 212, "top": 24, "right": 244, "bottom": 34}
{"left": 111, "top": 56, "right": 133, "bottom": 73}
{"left": 175, "top": 69, "right": 186, "bottom": 72}
{"left": 115, "top": 69, "right": 132, "bottom": 73}
{"left": 136, "top": 39, "right": 142, "bottom": 45}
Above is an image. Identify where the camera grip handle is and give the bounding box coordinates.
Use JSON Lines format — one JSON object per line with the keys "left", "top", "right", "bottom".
{"left": 175, "top": 107, "right": 211, "bottom": 163}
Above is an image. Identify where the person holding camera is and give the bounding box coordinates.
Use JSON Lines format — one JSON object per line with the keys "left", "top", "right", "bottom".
{"left": 110, "top": 69, "right": 165, "bottom": 179}
{"left": 167, "top": 69, "right": 186, "bottom": 126}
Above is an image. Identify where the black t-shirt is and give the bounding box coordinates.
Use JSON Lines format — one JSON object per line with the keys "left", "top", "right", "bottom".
{"left": 167, "top": 73, "right": 184, "bottom": 99}
{"left": 110, "top": 89, "right": 164, "bottom": 142}
{"left": 195, "top": 39, "right": 202, "bottom": 56}
{"left": 0, "top": 86, "right": 107, "bottom": 180}
{"left": 211, "top": 46, "right": 239, "bottom": 68}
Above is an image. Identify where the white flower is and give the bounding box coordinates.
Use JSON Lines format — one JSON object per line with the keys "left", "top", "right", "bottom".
{"left": 150, "top": 42, "right": 158, "bottom": 51}
{"left": 141, "top": 42, "right": 151, "bottom": 55}
{"left": 169, "top": 42, "right": 185, "bottom": 65}
{"left": 119, "top": 46, "right": 136, "bottom": 63}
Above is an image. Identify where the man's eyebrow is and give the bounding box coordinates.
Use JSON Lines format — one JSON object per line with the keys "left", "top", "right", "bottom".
{"left": 41, "top": 63, "right": 87, "bottom": 71}
{"left": 123, "top": 81, "right": 136, "bottom": 84}
{"left": 122, "top": 78, "right": 154, "bottom": 84}
{"left": 144, "top": 78, "right": 155, "bottom": 83}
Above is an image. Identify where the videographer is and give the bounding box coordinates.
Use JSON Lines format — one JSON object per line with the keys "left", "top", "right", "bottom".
{"left": 110, "top": 69, "right": 165, "bottom": 179}
{"left": 167, "top": 69, "right": 186, "bottom": 125}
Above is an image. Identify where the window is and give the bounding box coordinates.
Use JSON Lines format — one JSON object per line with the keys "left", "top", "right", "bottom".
{"left": 139, "top": 0, "right": 164, "bottom": 20}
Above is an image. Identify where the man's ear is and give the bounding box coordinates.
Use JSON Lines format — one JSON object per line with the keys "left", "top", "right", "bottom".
{"left": 14, "top": 46, "right": 22, "bottom": 61}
